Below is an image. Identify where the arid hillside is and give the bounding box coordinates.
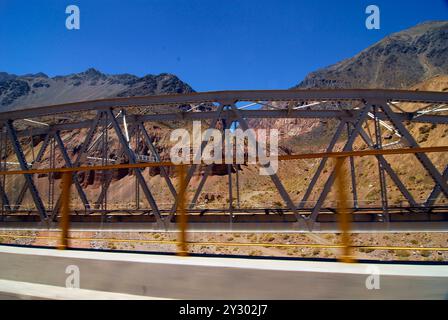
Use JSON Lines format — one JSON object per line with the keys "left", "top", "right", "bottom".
{"left": 294, "top": 21, "right": 448, "bottom": 89}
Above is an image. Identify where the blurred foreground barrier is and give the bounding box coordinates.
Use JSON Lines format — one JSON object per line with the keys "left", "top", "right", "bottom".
{"left": 0, "top": 245, "right": 447, "bottom": 299}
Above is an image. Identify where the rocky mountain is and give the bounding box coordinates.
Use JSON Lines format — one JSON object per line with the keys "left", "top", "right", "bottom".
{"left": 294, "top": 21, "right": 448, "bottom": 89}
{"left": 0, "top": 68, "right": 194, "bottom": 110}
{"left": 2, "top": 21, "right": 446, "bottom": 112}
{"left": 2, "top": 21, "right": 448, "bottom": 211}
{"left": 250, "top": 21, "right": 448, "bottom": 142}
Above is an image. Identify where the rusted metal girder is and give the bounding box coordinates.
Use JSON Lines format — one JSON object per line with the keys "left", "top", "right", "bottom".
{"left": 0, "top": 90, "right": 446, "bottom": 232}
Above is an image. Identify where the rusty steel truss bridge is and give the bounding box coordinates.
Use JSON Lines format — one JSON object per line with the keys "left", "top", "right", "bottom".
{"left": 0, "top": 89, "right": 447, "bottom": 232}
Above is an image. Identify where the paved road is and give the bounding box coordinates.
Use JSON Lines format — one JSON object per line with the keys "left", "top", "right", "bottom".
{"left": 0, "top": 245, "right": 447, "bottom": 299}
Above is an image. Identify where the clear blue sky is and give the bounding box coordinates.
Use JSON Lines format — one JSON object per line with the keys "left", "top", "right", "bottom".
{"left": 0, "top": 0, "right": 447, "bottom": 91}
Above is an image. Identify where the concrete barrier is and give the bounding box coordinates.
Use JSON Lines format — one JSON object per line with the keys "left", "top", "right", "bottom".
{"left": 0, "top": 245, "right": 447, "bottom": 299}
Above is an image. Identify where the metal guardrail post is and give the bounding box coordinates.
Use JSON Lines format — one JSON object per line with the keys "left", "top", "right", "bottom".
{"left": 335, "top": 157, "right": 355, "bottom": 263}
{"left": 177, "top": 165, "right": 188, "bottom": 256}
{"left": 58, "top": 172, "right": 72, "bottom": 250}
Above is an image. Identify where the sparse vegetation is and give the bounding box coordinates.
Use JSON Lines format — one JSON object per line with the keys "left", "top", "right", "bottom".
{"left": 396, "top": 250, "right": 411, "bottom": 258}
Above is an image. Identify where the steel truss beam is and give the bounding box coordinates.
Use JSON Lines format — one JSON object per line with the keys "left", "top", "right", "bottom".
{"left": 13, "top": 110, "right": 448, "bottom": 139}
{"left": 358, "top": 129, "right": 418, "bottom": 207}
{"left": 346, "top": 123, "right": 358, "bottom": 208}
{"left": 13, "top": 133, "right": 51, "bottom": 212}
{"left": 0, "top": 90, "right": 446, "bottom": 230}
{"left": 1, "top": 89, "right": 447, "bottom": 122}
{"left": 184, "top": 116, "right": 234, "bottom": 217}
{"left": 167, "top": 103, "right": 226, "bottom": 222}
{"left": 92, "top": 121, "right": 139, "bottom": 210}
{"left": 229, "top": 104, "right": 306, "bottom": 225}
{"left": 307, "top": 103, "right": 372, "bottom": 223}
{"left": 189, "top": 165, "right": 213, "bottom": 210}
{"left": 49, "top": 112, "right": 103, "bottom": 218}
{"left": 298, "top": 120, "right": 346, "bottom": 209}
{"left": 5, "top": 120, "right": 47, "bottom": 221}
{"left": 0, "top": 127, "right": 10, "bottom": 214}
{"left": 106, "top": 109, "right": 163, "bottom": 224}
{"left": 225, "top": 115, "right": 234, "bottom": 218}
{"left": 425, "top": 166, "right": 448, "bottom": 207}
{"left": 378, "top": 101, "right": 448, "bottom": 199}
{"left": 373, "top": 106, "right": 389, "bottom": 222}
{"left": 53, "top": 131, "right": 90, "bottom": 209}
{"left": 138, "top": 122, "right": 177, "bottom": 199}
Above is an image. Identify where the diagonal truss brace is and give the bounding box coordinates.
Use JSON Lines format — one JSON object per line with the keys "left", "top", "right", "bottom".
{"left": 0, "top": 126, "right": 10, "bottom": 213}
{"left": 425, "top": 166, "right": 448, "bottom": 207}
{"left": 186, "top": 118, "right": 235, "bottom": 210}
{"left": 298, "top": 120, "right": 346, "bottom": 209}
{"left": 229, "top": 104, "right": 307, "bottom": 224}
{"left": 308, "top": 103, "right": 372, "bottom": 223}
{"left": 167, "top": 103, "right": 226, "bottom": 222}
{"left": 13, "top": 133, "right": 51, "bottom": 212}
{"left": 53, "top": 131, "right": 91, "bottom": 209}
{"left": 379, "top": 101, "right": 448, "bottom": 199}
{"left": 189, "top": 117, "right": 235, "bottom": 214}
{"left": 5, "top": 120, "right": 47, "bottom": 221}
{"left": 138, "top": 122, "right": 177, "bottom": 199}
{"left": 358, "top": 129, "right": 418, "bottom": 207}
{"left": 93, "top": 119, "right": 142, "bottom": 209}
{"left": 347, "top": 123, "right": 359, "bottom": 208}
{"left": 189, "top": 165, "right": 213, "bottom": 209}
{"left": 107, "top": 109, "right": 162, "bottom": 223}
{"left": 52, "top": 112, "right": 103, "bottom": 217}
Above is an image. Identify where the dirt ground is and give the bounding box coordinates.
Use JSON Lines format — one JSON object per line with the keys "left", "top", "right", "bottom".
{"left": 0, "top": 230, "right": 447, "bottom": 262}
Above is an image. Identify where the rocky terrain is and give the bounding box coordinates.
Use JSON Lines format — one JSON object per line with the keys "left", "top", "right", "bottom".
{"left": 0, "top": 68, "right": 193, "bottom": 110}
{"left": 0, "top": 230, "right": 446, "bottom": 262}
{"left": 251, "top": 21, "right": 448, "bottom": 142}
{"left": 294, "top": 21, "right": 448, "bottom": 89}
